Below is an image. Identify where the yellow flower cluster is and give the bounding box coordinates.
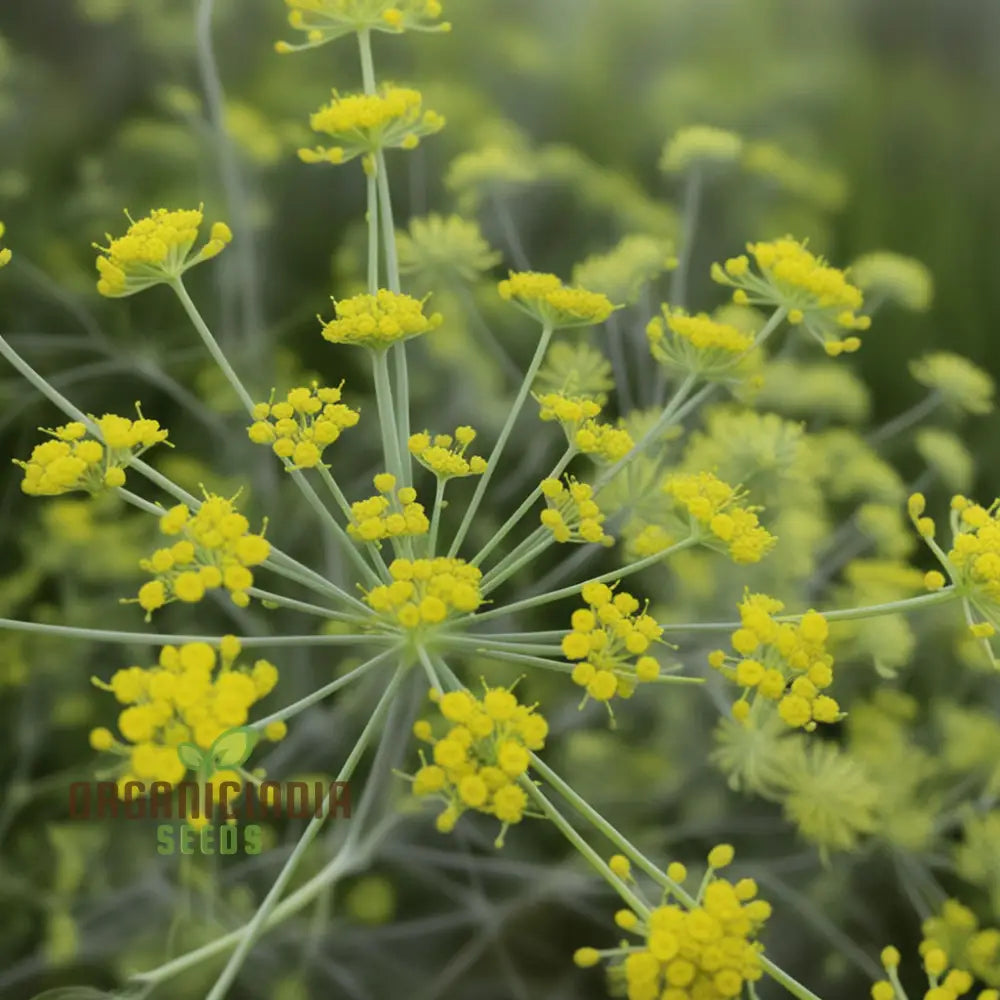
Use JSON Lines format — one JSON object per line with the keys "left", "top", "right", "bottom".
{"left": 662, "top": 472, "right": 776, "bottom": 564}
{"left": 0, "top": 220, "right": 10, "bottom": 268}
{"left": 647, "top": 306, "right": 754, "bottom": 380}
{"left": 575, "top": 847, "right": 771, "bottom": 1000}
{"left": 910, "top": 353, "right": 995, "bottom": 415}
{"left": 137, "top": 497, "right": 270, "bottom": 615}
{"left": 498, "top": 271, "right": 616, "bottom": 329}
{"left": 364, "top": 557, "right": 482, "bottom": 628}
{"left": 16, "top": 414, "right": 169, "bottom": 496}
{"left": 276, "top": 0, "right": 449, "bottom": 54}
{"left": 247, "top": 382, "right": 360, "bottom": 470}
{"left": 659, "top": 125, "right": 744, "bottom": 174}
{"left": 347, "top": 472, "right": 429, "bottom": 542}
{"left": 89, "top": 637, "right": 282, "bottom": 794}
{"left": 920, "top": 900, "right": 1000, "bottom": 989}
{"left": 408, "top": 426, "right": 487, "bottom": 479}
{"left": 320, "top": 289, "right": 443, "bottom": 350}
{"left": 708, "top": 593, "right": 841, "bottom": 731}
{"left": 712, "top": 236, "right": 869, "bottom": 355}
{"left": 535, "top": 391, "right": 634, "bottom": 463}
{"left": 540, "top": 477, "right": 613, "bottom": 546}
{"left": 95, "top": 207, "right": 231, "bottom": 297}
{"left": 871, "top": 935, "right": 996, "bottom": 1000}
{"left": 299, "top": 86, "right": 444, "bottom": 171}
{"left": 411, "top": 684, "right": 547, "bottom": 842}
{"left": 561, "top": 582, "right": 663, "bottom": 704}
{"left": 397, "top": 213, "right": 501, "bottom": 287}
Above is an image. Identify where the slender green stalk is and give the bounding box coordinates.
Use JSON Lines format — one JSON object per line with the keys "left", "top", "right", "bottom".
{"left": 172, "top": 278, "right": 257, "bottom": 412}
{"left": 315, "top": 464, "right": 387, "bottom": 584}
{"left": 0, "top": 616, "right": 388, "bottom": 648}
{"left": 448, "top": 323, "right": 554, "bottom": 557}
{"left": 202, "top": 663, "right": 407, "bottom": 1000}
{"left": 472, "top": 445, "right": 577, "bottom": 567}
{"left": 366, "top": 172, "right": 380, "bottom": 291}
{"left": 473, "top": 537, "right": 697, "bottom": 622}
{"left": 372, "top": 349, "right": 405, "bottom": 481}
{"left": 428, "top": 476, "right": 447, "bottom": 555}
{"left": 417, "top": 644, "right": 444, "bottom": 694}
{"left": 866, "top": 391, "right": 942, "bottom": 447}
{"left": 481, "top": 535, "right": 552, "bottom": 594}
{"left": 480, "top": 648, "right": 704, "bottom": 684}
{"left": 246, "top": 585, "right": 366, "bottom": 618}
{"left": 251, "top": 646, "right": 399, "bottom": 729}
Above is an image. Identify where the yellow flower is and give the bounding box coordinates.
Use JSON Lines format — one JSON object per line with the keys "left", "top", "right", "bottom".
{"left": 15, "top": 410, "right": 169, "bottom": 497}
{"left": 320, "top": 289, "right": 442, "bottom": 350}
{"left": 276, "top": 0, "right": 449, "bottom": 54}
{"left": 910, "top": 352, "right": 994, "bottom": 414}
{"left": 850, "top": 251, "right": 933, "bottom": 312}
{"left": 409, "top": 684, "right": 546, "bottom": 844}
{"left": 347, "top": 473, "right": 430, "bottom": 543}
{"left": 659, "top": 125, "right": 743, "bottom": 174}
{"left": 298, "top": 86, "right": 444, "bottom": 171}
{"left": 662, "top": 472, "right": 776, "bottom": 564}
{"left": 539, "top": 476, "right": 614, "bottom": 547}
{"left": 0, "top": 220, "right": 10, "bottom": 268}
{"left": 364, "top": 557, "right": 482, "bottom": 629}
{"left": 712, "top": 236, "right": 869, "bottom": 354}
{"left": 647, "top": 305, "right": 755, "bottom": 381}
{"left": 409, "top": 426, "right": 487, "bottom": 479}
{"left": 498, "top": 271, "right": 616, "bottom": 329}
{"left": 94, "top": 207, "right": 231, "bottom": 297}
{"left": 248, "top": 381, "right": 360, "bottom": 469}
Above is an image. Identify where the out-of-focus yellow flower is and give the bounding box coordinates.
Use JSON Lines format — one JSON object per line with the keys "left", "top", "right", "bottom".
{"left": 850, "top": 251, "right": 933, "bottom": 312}
{"left": 660, "top": 125, "right": 743, "bottom": 174}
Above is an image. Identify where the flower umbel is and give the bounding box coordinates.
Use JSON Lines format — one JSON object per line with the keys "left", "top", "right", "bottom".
{"left": 363, "top": 557, "right": 482, "bottom": 629}
{"left": 498, "top": 271, "right": 616, "bottom": 329}
{"left": 94, "top": 207, "right": 232, "bottom": 297}
{"left": 562, "top": 582, "right": 664, "bottom": 707}
{"left": 347, "top": 472, "right": 430, "bottom": 543}
{"left": 298, "top": 85, "right": 444, "bottom": 171}
{"left": 136, "top": 495, "right": 270, "bottom": 617}
{"left": 539, "top": 476, "right": 614, "bottom": 547}
{"left": 410, "top": 683, "right": 547, "bottom": 845}
{"left": 712, "top": 236, "right": 869, "bottom": 355}
{"left": 276, "top": 0, "right": 449, "bottom": 54}
{"left": 646, "top": 305, "right": 756, "bottom": 381}
{"left": 320, "top": 289, "right": 443, "bottom": 350}
{"left": 408, "top": 426, "right": 487, "bottom": 479}
{"left": 247, "top": 382, "right": 360, "bottom": 470}
{"left": 15, "top": 411, "right": 169, "bottom": 496}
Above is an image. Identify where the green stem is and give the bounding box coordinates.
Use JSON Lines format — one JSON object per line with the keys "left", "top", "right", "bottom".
{"left": 172, "top": 278, "right": 256, "bottom": 412}
{"left": 366, "top": 172, "right": 379, "bottom": 292}
{"left": 472, "top": 445, "right": 577, "bottom": 568}
{"left": 472, "top": 537, "right": 697, "bottom": 622}
{"left": 372, "top": 349, "right": 404, "bottom": 481}
{"left": 428, "top": 476, "right": 447, "bottom": 555}
{"left": 480, "top": 648, "right": 704, "bottom": 685}
{"left": 202, "top": 663, "right": 407, "bottom": 1000}
{"left": 448, "top": 323, "right": 554, "bottom": 557}
{"left": 481, "top": 534, "right": 552, "bottom": 594}
{"left": 251, "top": 646, "right": 399, "bottom": 729}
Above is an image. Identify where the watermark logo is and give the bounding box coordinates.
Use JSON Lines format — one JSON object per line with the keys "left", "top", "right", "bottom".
{"left": 69, "top": 726, "right": 352, "bottom": 855}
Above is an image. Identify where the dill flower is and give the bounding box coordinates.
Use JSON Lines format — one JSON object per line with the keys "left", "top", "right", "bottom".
{"left": 347, "top": 472, "right": 430, "bottom": 542}
{"left": 850, "top": 251, "right": 934, "bottom": 312}
{"left": 408, "top": 427, "right": 487, "bottom": 479}
{"left": 712, "top": 236, "right": 869, "bottom": 354}
{"left": 363, "top": 557, "right": 482, "bottom": 629}
{"left": 247, "top": 382, "right": 360, "bottom": 470}
{"left": 533, "top": 341, "right": 614, "bottom": 401}
{"left": 497, "top": 271, "right": 616, "bottom": 329}
{"left": 298, "top": 86, "right": 444, "bottom": 172}
{"left": 921, "top": 900, "right": 1000, "bottom": 987}
{"left": 572, "top": 234, "right": 677, "bottom": 306}
{"left": 755, "top": 358, "right": 871, "bottom": 423}
{"left": 91, "top": 637, "right": 282, "bottom": 794}
{"left": 662, "top": 472, "right": 776, "bottom": 564}
{"left": 910, "top": 352, "right": 995, "bottom": 414}
{"left": 136, "top": 496, "right": 270, "bottom": 617}
{"left": 396, "top": 214, "right": 501, "bottom": 288}
{"left": 779, "top": 740, "right": 879, "bottom": 856}
{"left": 659, "top": 125, "right": 743, "bottom": 174}
{"left": 276, "top": 0, "right": 450, "bottom": 54}
{"left": 871, "top": 931, "right": 991, "bottom": 1000}
{"left": 646, "top": 305, "right": 755, "bottom": 381}
{"left": 320, "top": 289, "right": 442, "bottom": 350}
{"left": 577, "top": 846, "right": 771, "bottom": 1000}
{"left": 410, "top": 684, "right": 547, "bottom": 844}
{"left": 708, "top": 592, "right": 841, "bottom": 731}
{"left": 561, "top": 582, "right": 664, "bottom": 706}
{"left": 15, "top": 411, "right": 169, "bottom": 496}
{"left": 539, "top": 476, "right": 614, "bottom": 546}
{"left": 0, "top": 219, "right": 10, "bottom": 268}
{"left": 535, "top": 391, "right": 634, "bottom": 463}
{"left": 94, "top": 207, "right": 232, "bottom": 297}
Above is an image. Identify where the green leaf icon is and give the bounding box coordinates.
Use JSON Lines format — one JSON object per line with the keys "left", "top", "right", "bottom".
{"left": 209, "top": 727, "right": 258, "bottom": 770}
{"left": 176, "top": 742, "right": 206, "bottom": 772}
